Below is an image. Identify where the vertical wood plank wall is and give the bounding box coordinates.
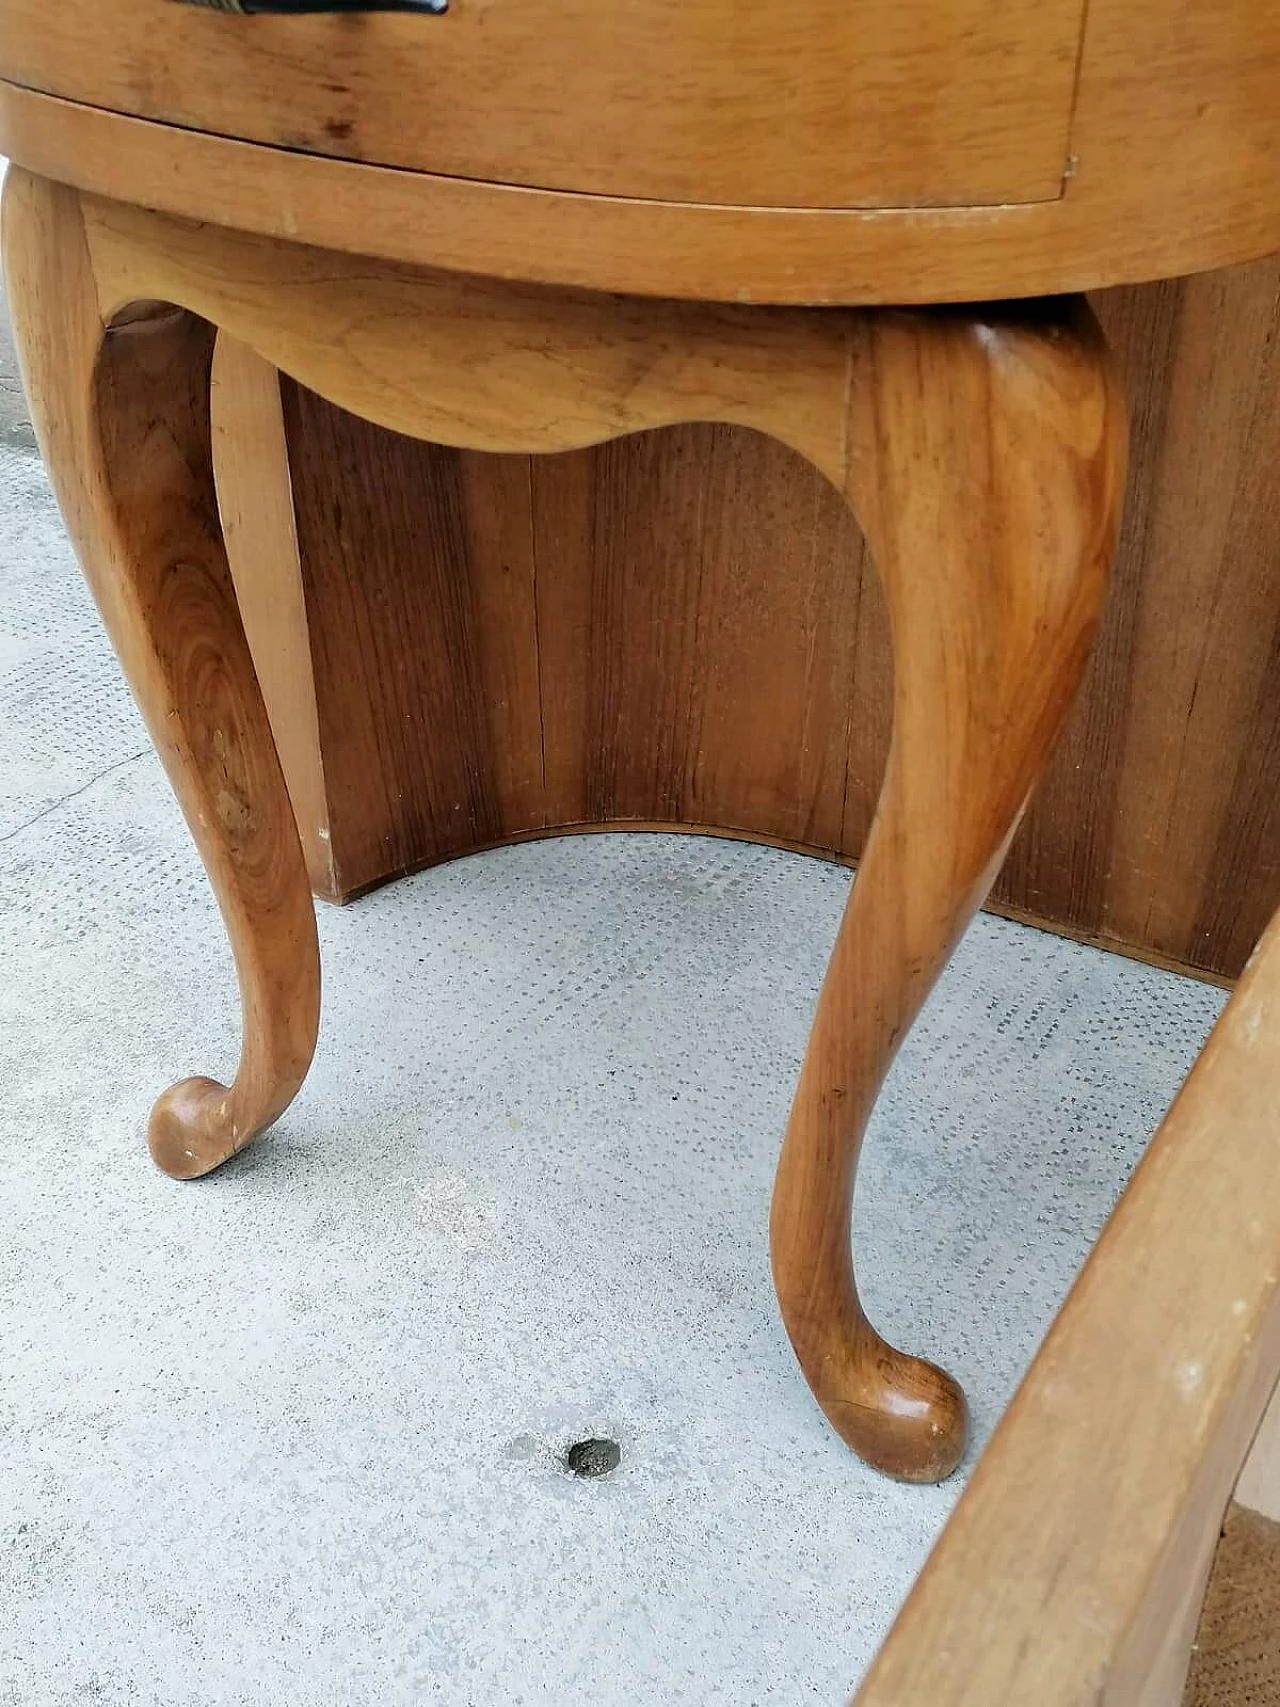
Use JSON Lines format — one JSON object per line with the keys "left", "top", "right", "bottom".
{"left": 258, "top": 256, "right": 1280, "bottom": 982}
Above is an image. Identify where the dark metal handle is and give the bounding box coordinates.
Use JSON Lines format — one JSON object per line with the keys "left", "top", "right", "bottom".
{"left": 176, "top": 0, "right": 447, "bottom": 13}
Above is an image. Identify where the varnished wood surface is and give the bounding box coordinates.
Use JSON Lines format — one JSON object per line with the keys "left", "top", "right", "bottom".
{"left": 79, "top": 192, "right": 853, "bottom": 470}
{"left": 1, "top": 170, "right": 321, "bottom": 1179}
{"left": 849, "top": 896, "right": 1280, "bottom": 1705}
{"left": 276, "top": 372, "right": 547, "bottom": 889}
{"left": 210, "top": 334, "right": 335, "bottom": 899}
{"left": 270, "top": 400, "right": 869, "bottom": 897}
{"left": 1088, "top": 268, "right": 1280, "bottom": 978}
{"left": 0, "top": 0, "right": 1086, "bottom": 209}
{"left": 1, "top": 70, "right": 1277, "bottom": 307}
{"left": 253, "top": 253, "right": 1280, "bottom": 981}
{"left": 7, "top": 174, "right": 1124, "bottom": 1479}
{"left": 770, "top": 300, "right": 1125, "bottom": 1481}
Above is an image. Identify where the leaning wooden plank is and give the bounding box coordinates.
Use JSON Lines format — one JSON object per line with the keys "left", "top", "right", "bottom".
{"left": 1234, "top": 1379, "right": 1280, "bottom": 1521}
{"left": 852, "top": 905, "right": 1280, "bottom": 1706}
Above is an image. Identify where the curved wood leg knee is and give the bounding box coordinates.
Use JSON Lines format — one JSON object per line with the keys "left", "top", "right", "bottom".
{"left": 771, "top": 300, "right": 1127, "bottom": 1480}
{"left": 2, "top": 170, "right": 320, "bottom": 1179}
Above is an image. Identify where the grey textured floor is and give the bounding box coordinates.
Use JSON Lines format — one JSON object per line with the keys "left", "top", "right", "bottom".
{"left": 0, "top": 328, "right": 1227, "bottom": 1702}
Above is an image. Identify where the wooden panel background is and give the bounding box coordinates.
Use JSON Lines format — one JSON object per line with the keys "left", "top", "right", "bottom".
{"left": 264, "top": 257, "right": 1280, "bottom": 982}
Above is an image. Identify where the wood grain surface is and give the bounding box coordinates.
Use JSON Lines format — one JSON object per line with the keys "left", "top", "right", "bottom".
{"left": 211, "top": 334, "right": 335, "bottom": 898}
{"left": 1, "top": 170, "right": 321, "bottom": 1178}
{"left": 0, "top": 0, "right": 1086, "bottom": 210}
{"left": 769, "top": 299, "right": 1124, "bottom": 1481}
{"left": 14, "top": 177, "right": 1131, "bottom": 1478}
{"left": 2, "top": 70, "right": 1278, "bottom": 307}
{"left": 262, "top": 255, "right": 1280, "bottom": 981}
{"left": 848, "top": 892, "right": 1280, "bottom": 1704}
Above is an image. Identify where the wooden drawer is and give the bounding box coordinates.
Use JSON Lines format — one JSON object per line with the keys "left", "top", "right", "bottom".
{"left": 0, "top": 0, "right": 1086, "bottom": 209}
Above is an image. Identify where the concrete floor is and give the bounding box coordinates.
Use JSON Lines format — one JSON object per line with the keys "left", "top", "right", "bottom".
{"left": 0, "top": 287, "right": 1229, "bottom": 1703}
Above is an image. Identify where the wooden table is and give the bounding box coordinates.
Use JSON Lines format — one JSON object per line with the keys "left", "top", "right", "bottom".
{"left": 236, "top": 262, "right": 1280, "bottom": 992}
{"left": 1, "top": 0, "right": 1276, "bottom": 1511}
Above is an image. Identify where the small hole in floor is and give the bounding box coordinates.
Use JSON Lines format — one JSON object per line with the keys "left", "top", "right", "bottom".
{"left": 564, "top": 1437, "right": 621, "bottom": 1478}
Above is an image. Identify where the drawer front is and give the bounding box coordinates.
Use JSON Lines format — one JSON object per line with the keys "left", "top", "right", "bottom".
{"left": 0, "top": 0, "right": 1085, "bottom": 209}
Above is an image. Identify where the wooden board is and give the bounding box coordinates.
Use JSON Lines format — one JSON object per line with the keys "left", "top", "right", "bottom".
{"left": 250, "top": 255, "right": 1280, "bottom": 982}
{"left": 0, "top": 0, "right": 1086, "bottom": 210}
{"left": 211, "top": 331, "right": 335, "bottom": 898}
{"left": 3, "top": 71, "right": 1279, "bottom": 307}
{"left": 278, "top": 389, "right": 546, "bottom": 883}
{"left": 846, "top": 894, "right": 1280, "bottom": 1703}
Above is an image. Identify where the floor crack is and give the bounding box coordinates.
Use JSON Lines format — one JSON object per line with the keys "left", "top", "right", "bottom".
{"left": 0, "top": 748, "right": 150, "bottom": 846}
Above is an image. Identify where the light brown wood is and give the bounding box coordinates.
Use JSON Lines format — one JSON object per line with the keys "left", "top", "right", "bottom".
{"left": 0, "top": 61, "right": 1277, "bottom": 309}
{"left": 527, "top": 425, "right": 865, "bottom": 851}
{"left": 850, "top": 901, "right": 1280, "bottom": 1703}
{"left": 1095, "top": 269, "right": 1280, "bottom": 977}
{"left": 0, "top": 169, "right": 320, "bottom": 1179}
{"left": 247, "top": 253, "right": 1280, "bottom": 984}
{"left": 211, "top": 332, "right": 337, "bottom": 900}
{"left": 277, "top": 387, "right": 547, "bottom": 882}
{"left": 5, "top": 174, "right": 1126, "bottom": 1477}
{"left": 0, "top": 0, "right": 1086, "bottom": 210}
{"left": 75, "top": 192, "right": 854, "bottom": 473}
{"left": 771, "top": 302, "right": 1125, "bottom": 1480}
{"left": 266, "top": 396, "right": 869, "bottom": 898}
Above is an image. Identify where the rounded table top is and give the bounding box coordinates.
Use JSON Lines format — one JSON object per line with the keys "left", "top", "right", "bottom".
{"left": 1, "top": 0, "right": 1276, "bottom": 302}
